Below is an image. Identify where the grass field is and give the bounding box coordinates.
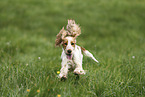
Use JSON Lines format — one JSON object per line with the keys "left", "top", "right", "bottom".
{"left": 0, "top": 0, "right": 145, "bottom": 96}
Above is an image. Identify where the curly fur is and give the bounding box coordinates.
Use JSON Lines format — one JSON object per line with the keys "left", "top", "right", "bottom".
{"left": 55, "top": 27, "right": 68, "bottom": 46}
{"left": 55, "top": 19, "right": 99, "bottom": 80}
{"left": 55, "top": 19, "right": 81, "bottom": 47}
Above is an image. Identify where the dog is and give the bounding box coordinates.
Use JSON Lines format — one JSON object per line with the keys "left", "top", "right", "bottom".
{"left": 55, "top": 19, "right": 99, "bottom": 80}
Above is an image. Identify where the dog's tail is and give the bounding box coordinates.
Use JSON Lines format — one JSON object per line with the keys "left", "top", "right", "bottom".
{"left": 81, "top": 47, "right": 99, "bottom": 63}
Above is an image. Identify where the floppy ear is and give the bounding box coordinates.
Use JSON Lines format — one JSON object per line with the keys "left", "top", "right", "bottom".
{"left": 66, "top": 19, "right": 81, "bottom": 39}
{"left": 55, "top": 27, "right": 67, "bottom": 47}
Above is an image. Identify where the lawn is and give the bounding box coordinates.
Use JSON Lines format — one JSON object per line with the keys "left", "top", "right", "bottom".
{"left": 0, "top": 0, "right": 145, "bottom": 97}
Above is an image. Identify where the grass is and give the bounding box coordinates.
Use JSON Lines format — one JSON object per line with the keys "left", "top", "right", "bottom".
{"left": 0, "top": 0, "right": 145, "bottom": 96}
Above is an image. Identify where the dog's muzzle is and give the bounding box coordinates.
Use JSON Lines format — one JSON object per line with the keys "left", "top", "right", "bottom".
{"left": 67, "top": 50, "right": 72, "bottom": 54}
{"left": 66, "top": 50, "right": 72, "bottom": 60}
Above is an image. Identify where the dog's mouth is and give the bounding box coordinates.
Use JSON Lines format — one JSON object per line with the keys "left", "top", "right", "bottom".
{"left": 66, "top": 54, "right": 72, "bottom": 60}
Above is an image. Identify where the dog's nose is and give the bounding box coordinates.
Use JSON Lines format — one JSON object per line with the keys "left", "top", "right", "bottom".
{"left": 67, "top": 50, "right": 72, "bottom": 54}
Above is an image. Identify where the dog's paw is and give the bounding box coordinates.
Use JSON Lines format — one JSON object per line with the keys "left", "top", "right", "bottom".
{"left": 74, "top": 68, "right": 85, "bottom": 75}
{"left": 61, "top": 76, "right": 67, "bottom": 81}
{"left": 58, "top": 74, "right": 67, "bottom": 81}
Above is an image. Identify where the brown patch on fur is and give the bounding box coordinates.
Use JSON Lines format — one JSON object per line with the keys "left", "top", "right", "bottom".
{"left": 62, "top": 37, "right": 76, "bottom": 49}
{"left": 66, "top": 19, "right": 81, "bottom": 38}
{"left": 62, "top": 40, "right": 68, "bottom": 50}
{"left": 55, "top": 20, "right": 81, "bottom": 47}
{"left": 71, "top": 41, "right": 75, "bottom": 47}
{"left": 71, "top": 38, "right": 76, "bottom": 48}
{"left": 80, "top": 47, "right": 86, "bottom": 53}
{"left": 55, "top": 27, "right": 68, "bottom": 47}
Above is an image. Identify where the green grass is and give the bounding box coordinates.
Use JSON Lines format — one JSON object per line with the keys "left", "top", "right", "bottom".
{"left": 0, "top": 0, "right": 145, "bottom": 96}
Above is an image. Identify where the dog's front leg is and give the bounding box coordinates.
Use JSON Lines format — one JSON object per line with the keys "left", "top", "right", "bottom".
{"left": 58, "top": 57, "right": 69, "bottom": 79}
{"left": 73, "top": 54, "right": 85, "bottom": 75}
{"left": 74, "top": 62, "right": 85, "bottom": 75}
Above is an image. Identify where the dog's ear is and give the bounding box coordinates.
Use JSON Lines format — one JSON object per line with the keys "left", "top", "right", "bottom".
{"left": 55, "top": 27, "right": 68, "bottom": 47}
{"left": 66, "top": 19, "right": 81, "bottom": 39}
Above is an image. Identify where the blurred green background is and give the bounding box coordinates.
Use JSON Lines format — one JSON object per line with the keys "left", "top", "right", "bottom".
{"left": 0, "top": 0, "right": 145, "bottom": 97}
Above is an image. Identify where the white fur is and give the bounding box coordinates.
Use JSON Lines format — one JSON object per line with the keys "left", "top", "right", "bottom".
{"left": 58, "top": 37, "right": 99, "bottom": 79}
{"left": 58, "top": 45, "right": 85, "bottom": 78}
{"left": 83, "top": 50, "right": 99, "bottom": 63}
{"left": 64, "top": 37, "right": 75, "bottom": 54}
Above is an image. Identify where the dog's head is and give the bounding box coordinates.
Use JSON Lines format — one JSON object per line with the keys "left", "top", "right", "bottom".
{"left": 55, "top": 19, "right": 81, "bottom": 59}
{"left": 62, "top": 36, "right": 76, "bottom": 59}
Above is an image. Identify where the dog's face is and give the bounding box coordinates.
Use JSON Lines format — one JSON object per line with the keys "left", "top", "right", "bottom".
{"left": 62, "top": 36, "right": 76, "bottom": 60}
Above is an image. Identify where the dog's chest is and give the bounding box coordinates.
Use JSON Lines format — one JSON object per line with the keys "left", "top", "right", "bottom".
{"left": 67, "top": 60, "right": 75, "bottom": 69}
{"left": 67, "top": 60, "right": 74, "bottom": 65}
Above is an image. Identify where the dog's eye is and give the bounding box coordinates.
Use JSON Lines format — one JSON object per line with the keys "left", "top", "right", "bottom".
{"left": 71, "top": 43, "right": 74, "bottom": 45}
{"left": 64, "top": 43, "right": 67, "bottom": 45}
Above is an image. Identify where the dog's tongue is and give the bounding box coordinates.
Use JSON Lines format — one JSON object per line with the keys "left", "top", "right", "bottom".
{"left": 67, "top": 54, "right": 72, "bottom": 60}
